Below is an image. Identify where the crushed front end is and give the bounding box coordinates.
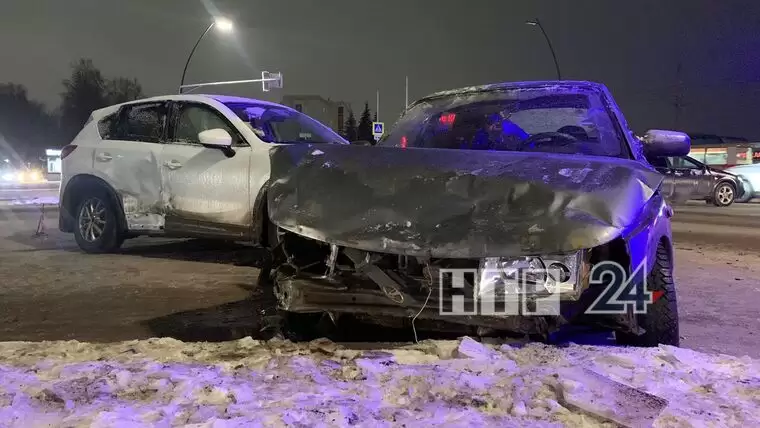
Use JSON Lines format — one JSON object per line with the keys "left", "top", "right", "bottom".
{"left": 263, "top": 232, "right": 609, "bottom": 337}
{"left": 263, "top": 143, "right": 665, "bottom": 338}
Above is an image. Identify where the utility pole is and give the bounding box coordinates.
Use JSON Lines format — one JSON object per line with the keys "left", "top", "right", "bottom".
{"left": 405, "top": 76, "right": 409, "bottom": 108}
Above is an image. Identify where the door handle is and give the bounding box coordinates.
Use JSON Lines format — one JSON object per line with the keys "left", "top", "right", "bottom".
{"left": 164, "top": 160, "right": 182, "bottom": 170}
{"left": 95, "top": 152, "right": 112, "bottom": 162}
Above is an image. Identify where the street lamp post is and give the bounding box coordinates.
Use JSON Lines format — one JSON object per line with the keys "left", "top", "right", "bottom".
{"left": 525, "top": 18, "right": 562, "bottom": 80}
{"left": 179, "top": 17, "right": 234, "bottom": 93}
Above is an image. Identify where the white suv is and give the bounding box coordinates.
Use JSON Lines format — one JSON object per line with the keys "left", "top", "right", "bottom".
{"left": 59, "top": 94, "right": 348, "bottom": 253}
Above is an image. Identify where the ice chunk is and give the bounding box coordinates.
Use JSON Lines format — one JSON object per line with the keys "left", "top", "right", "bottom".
{"left": 456, "top": 337, "right": 499, "bottom": 360}
{"left": 557, "top": 367, "right": 668, "bottom": 427}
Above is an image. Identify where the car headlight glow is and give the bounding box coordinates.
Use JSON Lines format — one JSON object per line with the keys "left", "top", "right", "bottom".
{"left": 16, "top": 169, "right": 45, "bottom": 183}
{"left": 476, "top": 252, "right": 583, "bottom": 301}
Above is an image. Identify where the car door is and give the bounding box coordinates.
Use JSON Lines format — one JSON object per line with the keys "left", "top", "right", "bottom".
{"left": 95, "top": 101, "right": 168, "bottom": 232}
{"left": 667, "top": 156, "right": 705, "bottom": 201}
{"left": 683, "top": 156, "right": 716, "bottom": 196}
{"left": 160, "top": 101, "right": 253, "bottom": 239}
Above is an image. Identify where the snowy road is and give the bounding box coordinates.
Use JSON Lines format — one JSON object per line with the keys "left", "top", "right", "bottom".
{"left": 0, "top": 203, "right": 759, "bottom": 426}
{"left": 0, "top": 204, "right": 759, "bottom": 358}
{"left": 0, "top": 182, "right": 59, "bottom": 206}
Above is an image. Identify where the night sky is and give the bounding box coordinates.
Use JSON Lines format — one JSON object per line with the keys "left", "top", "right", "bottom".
{"left": 2, "top": 0, "right": 759, "bottom": 138}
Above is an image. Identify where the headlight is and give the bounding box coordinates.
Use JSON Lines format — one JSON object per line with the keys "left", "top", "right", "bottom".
{"left": 476, "top": 252, "right": 583, "bottom": 301}
{"left": 1, "top": 172, "right": 14, "bottom": 181}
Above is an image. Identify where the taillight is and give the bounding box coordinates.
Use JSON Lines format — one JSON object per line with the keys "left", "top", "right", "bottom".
{"left": 400, "top": 136, "right": 408, "bottom": 148}
{"left": 61, "top": 145, "right": 77, "bottom": 159}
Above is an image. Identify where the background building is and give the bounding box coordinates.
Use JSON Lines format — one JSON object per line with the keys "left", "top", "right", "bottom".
{"left": 280, "top": 95, "right": 350, "bottom": 135}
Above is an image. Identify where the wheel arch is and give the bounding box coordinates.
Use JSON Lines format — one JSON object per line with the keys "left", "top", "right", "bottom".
{"left": 251, "top": 180, "right": 272, "bottom": 245}
{"left": 715, "top": 178, "right": 737, "bottom": 191}
{"left": 61, "top": 174, "right": 127, "bottom": 233}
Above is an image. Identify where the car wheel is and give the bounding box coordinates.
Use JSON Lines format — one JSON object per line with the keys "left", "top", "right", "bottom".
{"left": 73, "top": 191, "right": 124, "bottom": 253}
{"left": 712, "top": 182, "right": 735, "bottom": 207}
{"left": 616, "top": 243, "right": 679, "bottom": 347}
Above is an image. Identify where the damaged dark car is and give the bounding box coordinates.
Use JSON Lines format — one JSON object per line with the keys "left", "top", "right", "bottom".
{"left": 262, "top": 81, "right": 690, "bottom": 347}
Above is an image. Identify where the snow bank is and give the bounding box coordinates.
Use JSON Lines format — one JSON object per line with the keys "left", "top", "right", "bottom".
{"left": 12, "top": 196, "right": 59, "bottom": 206}
{"left": 0, "top": 337, "right": 757, "bottom": 427}
{"left": 0, "top": 196, "right": 59, "bottom": 207}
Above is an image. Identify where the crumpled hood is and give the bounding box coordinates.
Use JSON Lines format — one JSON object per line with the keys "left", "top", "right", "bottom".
{"left": 267, "top": 144, "right": 664, "bottom": 258}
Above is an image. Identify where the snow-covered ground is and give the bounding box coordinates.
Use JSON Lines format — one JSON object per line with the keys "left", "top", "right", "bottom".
{"left": 0, "top": 337, "right": 757, "bottom": 427}
{"left": 1, "top": 195, "right": 59, "bottom": 206}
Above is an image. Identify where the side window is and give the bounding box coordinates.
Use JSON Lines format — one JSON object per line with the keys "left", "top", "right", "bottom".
{"left": 117, "top": 103, "right": 167, "bottom": 143}
{"left": 646, "top": 155, "right": 669, "bottom": 169}
{"left": 670, "top": 157, "right": 701, "bottom": 169}
{"left": 173, "top": 104, "right": 246, "bottom": 147}
{"left": 97, "top": 113, "right": 116, "bottom": 139}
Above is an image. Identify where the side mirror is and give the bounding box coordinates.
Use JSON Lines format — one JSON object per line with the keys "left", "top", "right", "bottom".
{"left": 198, "top": 128, "right": 235, "bottom": 157}
{"left": 199, "top": 128, "right": 233, "bottom": 147}
{"left": 642, "top": 129, "right": 691, "bottom": 157}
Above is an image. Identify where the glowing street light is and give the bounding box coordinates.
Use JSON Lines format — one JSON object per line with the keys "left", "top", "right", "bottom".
{"left": 526, "top": 18, "right": 562, "bottom": 80}
{"left": 214, "top": 17, "right": 234, "bottom": 33}
{"left": 179, "top": 17, "right": 235, "bottom": 93}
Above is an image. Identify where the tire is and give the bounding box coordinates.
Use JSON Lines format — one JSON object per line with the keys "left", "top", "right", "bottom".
{"left": 712, "top": 182, "right": 735, "bottom": 207}
{"left": 73, "top": 189, "right": 124, "bottom": 253}
{"left": 617, "top": 243, "right": 679, "bottom": 347}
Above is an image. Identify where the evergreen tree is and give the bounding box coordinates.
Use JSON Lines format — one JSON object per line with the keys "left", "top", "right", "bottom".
{"left": 357, "top": 102, "right": 374, "bottom": 142}
{"left": 60, "top": 59, "right": 145, "bottom": 142}
{"left": 344, "top": 110, "right": 358, "bottom": 142}
{"left": 0, "top": 83, "right": 60, "bottom": 160}
{"left": 106, "top": 77, "right": 144, "bottom": 104}
{"left": 60, "top": 59, "right": 108, "bottom": 142}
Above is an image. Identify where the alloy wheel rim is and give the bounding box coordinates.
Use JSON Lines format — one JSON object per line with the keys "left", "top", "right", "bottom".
{"left": 78, "top": 197, "right": 107, "bottom": 242}
{"left": 718, "top": 186, "right": 733, "bottom": 205}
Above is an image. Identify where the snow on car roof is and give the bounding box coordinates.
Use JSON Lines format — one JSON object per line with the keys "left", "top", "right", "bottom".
{"left": 97, "top": 94, "right": 295, "bottom": 112}
{"left": 421, "top": 80, "right": 607, "bottom": 102}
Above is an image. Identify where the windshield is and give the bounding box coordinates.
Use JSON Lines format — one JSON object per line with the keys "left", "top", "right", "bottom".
{"left": 223, "top": 102, "right": 348, "bottom": 144}
{"left": 379, "top": 88, "right": 627, "bottom": 158}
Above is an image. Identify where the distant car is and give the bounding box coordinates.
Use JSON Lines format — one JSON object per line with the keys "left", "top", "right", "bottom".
{"left": 724, "top": 163, "right": 760, "bottom": 203}
{"left": 645, "top": 155, "right": 744, "bottom": 206}
{"left": 58, "top": 94, "right": 349, "bottom": 253}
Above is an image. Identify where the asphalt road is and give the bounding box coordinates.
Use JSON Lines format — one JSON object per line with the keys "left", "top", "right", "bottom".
{"left": 0, "top": 202, "right": 758, "bottom": 358}
{"left": 672, "top": 201, "right": 760, "bottom": 252}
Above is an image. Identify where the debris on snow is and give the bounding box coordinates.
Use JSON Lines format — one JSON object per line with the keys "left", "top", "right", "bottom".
{"left": 0, "top": 337, "right": 757, "bottom": 427}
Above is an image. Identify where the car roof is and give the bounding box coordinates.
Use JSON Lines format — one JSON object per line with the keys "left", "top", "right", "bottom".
{"left": 417, "top": 80, "right": 607, "bottom": 104}
{"left": 94, "top": 94, "right": 296, "bottom": 116}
